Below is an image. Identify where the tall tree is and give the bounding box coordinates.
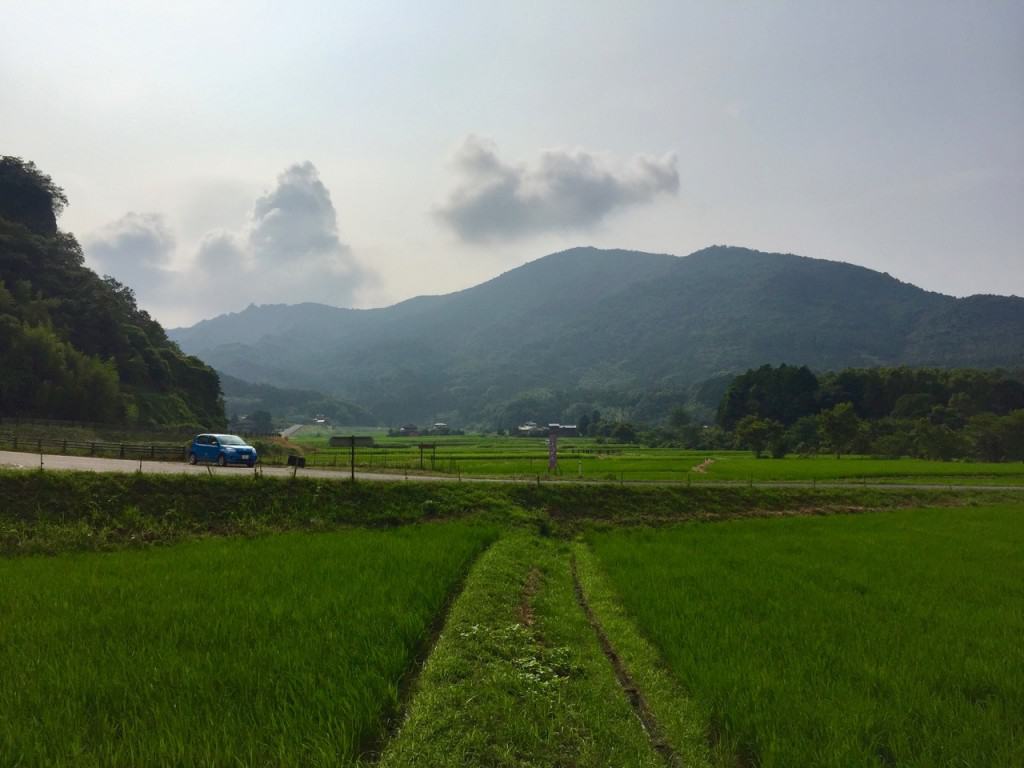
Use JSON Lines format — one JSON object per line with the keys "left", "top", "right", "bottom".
{"left": 818, "top": 402, "right": 860, "bottom": 459}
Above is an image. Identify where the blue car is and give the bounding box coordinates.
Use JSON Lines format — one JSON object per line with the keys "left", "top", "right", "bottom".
{"left": 188, "top": 433, "right": 258, "bottom": 467}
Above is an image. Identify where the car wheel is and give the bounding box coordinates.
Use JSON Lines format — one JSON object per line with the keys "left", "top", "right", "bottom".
{"left": 188, "top": 452, "right": 198, "bottom": 465}
{"left": 217, "top": 454, "right": 227, "bottom": 467}
{"left": 248, "top": 459, "right": 256, "bottom": 468}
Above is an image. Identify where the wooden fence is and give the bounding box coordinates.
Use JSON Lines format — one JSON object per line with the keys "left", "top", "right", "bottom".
{"left": 0, "top": 432, "right": 187, "bottom": 462}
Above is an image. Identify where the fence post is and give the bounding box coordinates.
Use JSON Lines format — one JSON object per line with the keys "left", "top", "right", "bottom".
{"left": 120, "top": 444, "right": 125, "bottom": 459}
{"left": 63, "top": 439, "right": 67, "bottom": 455}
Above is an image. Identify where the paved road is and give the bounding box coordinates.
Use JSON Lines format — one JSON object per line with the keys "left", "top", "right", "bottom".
{"left": 0, "top": 450, "right": 437, "bottom": 483}
{"left": 279, "top": 424, "right": 305, "bottom": 439}
{"left": 2, "top": 450, "right": 1024, "bottom": 492}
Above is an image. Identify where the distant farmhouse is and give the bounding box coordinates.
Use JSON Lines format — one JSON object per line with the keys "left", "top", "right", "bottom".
{"left": 516, "top": 421, "right": 578, "bottom": 437}
{"left": 393, "top": 422, "right": 454, "bottom": 437}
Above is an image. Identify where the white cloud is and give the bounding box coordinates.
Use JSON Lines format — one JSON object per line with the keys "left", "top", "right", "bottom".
{"left": 84, "top": 163, "right": 376, "bottom": 323}
{"left": 84, "top": 212, "right": 176, "bottom": 294}
{"left": 436, "top": 136, "right": 679, "bottom": 241}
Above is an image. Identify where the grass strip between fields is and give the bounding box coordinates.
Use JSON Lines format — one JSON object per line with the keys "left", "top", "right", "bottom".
{"left": 572, "top": 542, "right": 711, "bottom": 768}
{"left": 379, "top": 533, "right": 665, "bottom": 767}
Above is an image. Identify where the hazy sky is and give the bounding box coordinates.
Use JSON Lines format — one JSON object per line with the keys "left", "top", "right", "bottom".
{"left": 3, "top": 1, "right": 1022, "bottom": 326}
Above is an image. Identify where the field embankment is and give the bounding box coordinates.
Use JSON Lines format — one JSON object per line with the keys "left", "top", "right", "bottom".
{"left": 1, "top": 469, "right": 1016, "bottom": 554}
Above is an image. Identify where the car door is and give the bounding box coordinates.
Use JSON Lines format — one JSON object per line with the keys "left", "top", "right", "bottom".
{"left": 198, "top": 435, "right": 215, "bottom": 462}
{"left": 206, "top": 436, "right": 220, "bottom": 462}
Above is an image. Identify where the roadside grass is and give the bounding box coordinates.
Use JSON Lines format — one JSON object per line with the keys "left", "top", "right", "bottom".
{"left": 0, "top": 523, "right": 497, "bottom": 767}
{"left": 379, "top": 533, "right": 663, "bottom": 767}
{"left": 0, "top": 420, "right": 198, "bottom": 444}
{"left": 587, "top": 505, "right": 1024, "bottom": 767}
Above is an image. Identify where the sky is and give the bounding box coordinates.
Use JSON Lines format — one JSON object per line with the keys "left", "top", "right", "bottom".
{"left": 2, "top": 0, "right": 1022, "bottom": 327}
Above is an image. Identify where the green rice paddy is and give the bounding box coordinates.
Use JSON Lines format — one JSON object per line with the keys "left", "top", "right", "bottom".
{"left": 588, "top": 505, "right": 1024, "bottom": 767}
{"left": 0, "top": 523, "right": 496, "bottom": 766}
{"left": 289, "top": 428, "right": 1024, "bottom": 485}
{"left": 2, "top": 468, "right": 1022, "bottom": 766}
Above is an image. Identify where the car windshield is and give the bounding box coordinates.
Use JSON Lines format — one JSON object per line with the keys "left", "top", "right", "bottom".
{"left": 216, "top": 435, "right": 247, "bottom": 446}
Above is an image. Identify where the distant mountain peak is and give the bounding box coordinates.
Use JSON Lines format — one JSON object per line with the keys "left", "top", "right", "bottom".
{"left": 169, "top": 245, "right": 1024, "bottom": 424}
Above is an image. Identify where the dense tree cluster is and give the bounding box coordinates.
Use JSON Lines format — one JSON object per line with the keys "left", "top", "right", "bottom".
{"left": 718, "top": 364, "right": 1024, "bottom": 461}
{"left": 0, "top": 157, "right": 226, "bottom": 428}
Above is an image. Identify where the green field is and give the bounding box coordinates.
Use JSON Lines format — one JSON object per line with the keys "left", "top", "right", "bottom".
{"left": 588, "top": 505, "right": 1024, "bottom": 767}
{"left": 288, "top": 428, "right": 1024, "bottom": 485}
{"left": 2, "top": 469, "right": 1022, "bottom": 766}
{"left": 0, "top": 523, "right": 496, "bottom": 766}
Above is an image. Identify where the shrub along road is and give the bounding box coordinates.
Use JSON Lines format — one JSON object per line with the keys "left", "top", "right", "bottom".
{"left": 2, "top": 449, "right": 1024, "bottom": 491}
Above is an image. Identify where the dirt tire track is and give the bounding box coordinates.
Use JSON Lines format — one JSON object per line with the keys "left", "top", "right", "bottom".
{"left": 571, "top": 554, "right": 683, "bottom": 768}
{"left": 518, "top": 566, "right": 542, "bottom": 627}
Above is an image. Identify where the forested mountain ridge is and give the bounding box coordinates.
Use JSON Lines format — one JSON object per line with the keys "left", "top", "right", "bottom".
{"left": 0, "top": 157, "right": 225, "bottom": 428}
{"left": 171, "top": 245, "right": 1024, "bottom": 427}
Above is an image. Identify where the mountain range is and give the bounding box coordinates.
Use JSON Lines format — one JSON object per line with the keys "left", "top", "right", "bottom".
{"left": 169, "top": 246, "right": 1024, "bottom": 426}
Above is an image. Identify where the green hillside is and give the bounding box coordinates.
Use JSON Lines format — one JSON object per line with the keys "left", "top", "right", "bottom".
{"left": 220, "top": 373, "right": 376, "bottom": 426}
{"left": 0, "top": 157, "right": 225, "bottom": 428}
{"left": 171, "top": 245, "right": 1024, "bottom": 427}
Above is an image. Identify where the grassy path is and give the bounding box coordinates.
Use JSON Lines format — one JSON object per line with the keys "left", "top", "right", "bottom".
{"left": 379, "top": 533, "right": 666, "bottom": 767}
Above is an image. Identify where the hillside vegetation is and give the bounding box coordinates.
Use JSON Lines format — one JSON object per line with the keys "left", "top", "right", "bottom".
{"left": 0, "top": 157, "right": 225, "bottom": 428}
{"left": 220, "top": 373, "right": 375, "bottom": 427}
{"left": 170, "top": 246, "right": 1024, "bottom": 426}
